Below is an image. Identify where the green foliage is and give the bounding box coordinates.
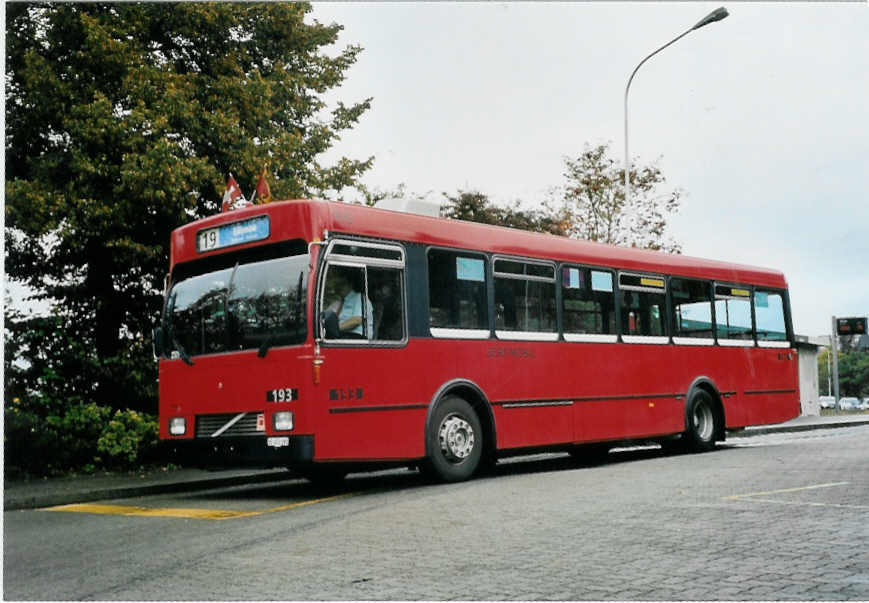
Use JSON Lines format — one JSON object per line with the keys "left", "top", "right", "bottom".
{"left": 5, "top": 3, "right": 371, "bottom": 421}
{"left": 5, "top": 3, "right": 372, "bottom": 472}
{"left": 434, "top": 143, "right": 683, "bottom": 252}
{"left": 4, "top": 398, "right": 160, "bottom": 475}
{"left": 442, "top": 190, "right": 569, "bottom": 236}
{"left": 817, "top": 347, "right": 869, "bottom": 398}
{"left": 97, "top": 410, "right": 160, "bottom": 465}
{"left": 4, "top": 308, "right": 160, "bottom": 474}
{"left": 4, "top": 311, "right": 102, "bottom": 414}
{"left": 4, "top": 399, "right": 112, "bottom": 475}
{"left": 818, "top": 347, "right": 832, "bottom": 396}
{"left": 360, "top": 183, "right": 417, "bottom": 207}
{"left": 554, "top": 143, "right": 682, "bottom": 252}
{"left": 838, "top": 352, "right": 869, "bottom": 398}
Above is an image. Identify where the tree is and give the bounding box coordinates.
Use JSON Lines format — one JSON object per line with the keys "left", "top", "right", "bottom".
{"left": 442, "top": 190, "right": 568, "bottom": 236}
{"left": 817, "top": 347, "right": 869, "bottom": 399}
{"left": 5, "top": 3, "right": 373, "bottom": 412}
{"left": 839, "top": 352, "right": 869, "bottom": 398}
{"left": 360, "top": 183, "right": 417, "bottom": 207}
{"left": 818, "top": 348, "right": 869, "bottom": 398}
{"left": 554, "top": 143, "right": 682, "bottom": 253}
{"left": 818, "top": 347, "right": 833, "bottom": 396}
{"left": 837, "top": 334, "right": 865, "bottom": 354}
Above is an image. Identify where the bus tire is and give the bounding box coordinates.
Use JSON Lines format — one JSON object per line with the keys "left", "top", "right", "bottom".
{"left": 684, "top": 388, "right": 719, "bottom": 452}
{"left": 425, "top": 396, "right": 483, "bottom": 482}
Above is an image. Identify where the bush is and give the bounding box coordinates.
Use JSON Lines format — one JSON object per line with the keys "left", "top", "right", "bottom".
{"left": 97, "top": 409, "right": 160, "bottom": 466}
{"left": 4, "top": 399, "right": 112, "bottom": 475}
{"left": 4, "top": 397, "right": 161, "bottom": 475}
{"left": 5, "top": 307, "right": 163, "bottom": 476}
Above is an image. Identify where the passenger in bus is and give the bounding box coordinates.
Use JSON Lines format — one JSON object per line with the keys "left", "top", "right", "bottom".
{"left": 373, "top": 279, "right": 402, "bottom": 340}
{"left": 322, "top": 269, "right": 374, "bottom": 339}
{"left": 622, "top": 292, "right": 640, "bottom": 335}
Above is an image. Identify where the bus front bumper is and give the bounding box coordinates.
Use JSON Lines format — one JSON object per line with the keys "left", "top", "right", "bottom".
{"left": 166, "top": 435, "right": 314, "bottom": 469}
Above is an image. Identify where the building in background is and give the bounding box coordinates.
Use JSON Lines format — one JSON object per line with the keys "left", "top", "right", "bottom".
{"left": 795, "top": 335, "right": 828, "bottom": 416}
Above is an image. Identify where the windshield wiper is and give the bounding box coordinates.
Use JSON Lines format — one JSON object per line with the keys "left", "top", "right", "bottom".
{"left": 225, "top": 262, "right": 241, "bottom": 351}
{"left": 226, "top": 262, "right": 239, "bottom": 304}
{"left": 257, "top": 333, "right": 274, "bottom": 358}
{"left": 164, "top": 290, "right": 194, "bottom": 366}
{"left": 258, "top": 271, "right": 304, "bottom": 359}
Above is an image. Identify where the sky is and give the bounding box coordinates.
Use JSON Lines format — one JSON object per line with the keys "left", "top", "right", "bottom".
{"left": 310, "top": 2, "right": 869, "bottom": 337}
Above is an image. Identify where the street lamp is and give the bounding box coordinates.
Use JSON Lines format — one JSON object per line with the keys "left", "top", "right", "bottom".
{"left": 623, "top": 6, "right": 729, "bottom": 209}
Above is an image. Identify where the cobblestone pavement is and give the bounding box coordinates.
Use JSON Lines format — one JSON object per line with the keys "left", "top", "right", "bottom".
{"left": 4, "top": 426, "right": 868, "bottom": 600}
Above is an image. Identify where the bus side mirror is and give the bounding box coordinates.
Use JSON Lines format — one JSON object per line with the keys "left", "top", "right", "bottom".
{"left": 153, "top": 326, "right": 164, "bottom": 360}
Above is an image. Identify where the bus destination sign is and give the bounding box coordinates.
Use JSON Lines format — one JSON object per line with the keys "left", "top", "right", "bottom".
{"left": 836, "top": 317, "right": 867, "bottom": 336}
{"left": 197, "top": 215, "right": 270, "bottom": 253}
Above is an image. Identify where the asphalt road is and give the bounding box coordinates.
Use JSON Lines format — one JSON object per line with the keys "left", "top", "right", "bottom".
{"left": 4, "top": 426, "right": 869, "bottom": 600}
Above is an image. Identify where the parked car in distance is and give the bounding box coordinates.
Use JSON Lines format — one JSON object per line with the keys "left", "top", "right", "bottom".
{"left": 819, "top": 396, "right": 836, "bottom": 409}
{"left": 839, "top": 397, "right": 861, "bottom": 410}
{"left": 860, "top": 398, "right": 869, "bottom": 411}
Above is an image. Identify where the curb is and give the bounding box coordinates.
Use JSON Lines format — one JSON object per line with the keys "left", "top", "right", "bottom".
{"left": 737, "top": 419, "right": 869, "bottom": 438}
{"left": 4, "top": 470, "right": 295, "bottom": 512}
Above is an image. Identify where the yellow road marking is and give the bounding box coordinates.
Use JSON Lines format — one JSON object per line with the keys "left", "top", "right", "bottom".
{"left": 723, "top": 481, "right": 867, "bottom": 510}
{"left": 44, "top": 504, "right": 255, "bottom": 520}
{"left": 42, "top": 492, "right": 357, "bottom": 521}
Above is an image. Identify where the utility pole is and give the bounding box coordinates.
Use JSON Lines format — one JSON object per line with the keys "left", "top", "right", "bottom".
{"left": 624, "top": 7, "right": 729, "bottom": 208}
{"left": 831, "top": 316, "right": 840, "bottom": 409}
{"left": 826, "top": 339, "right": 832, "bottom": 395}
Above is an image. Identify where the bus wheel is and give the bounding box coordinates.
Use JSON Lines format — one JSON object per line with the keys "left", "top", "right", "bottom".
{"left": 685, "top": 389, "right": 719, "bottom": 452}
{"left": 425, "top": 396, "right": 483, "bottom": 482}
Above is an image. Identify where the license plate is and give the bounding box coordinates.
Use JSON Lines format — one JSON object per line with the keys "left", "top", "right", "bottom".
{"left": 267, "top": 437, "right": 290, "bottom": 448}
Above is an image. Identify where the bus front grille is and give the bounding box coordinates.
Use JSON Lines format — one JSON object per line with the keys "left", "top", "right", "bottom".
{"left": 195, "top": 413, "right": 263, "bottom": 438}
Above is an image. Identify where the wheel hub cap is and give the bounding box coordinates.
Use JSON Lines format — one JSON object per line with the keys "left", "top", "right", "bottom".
{"left": 439, "top": 414, "right": 475, "bottom": 462}
{"left": 694, "top": 403, "right": 714, "bottom": 441}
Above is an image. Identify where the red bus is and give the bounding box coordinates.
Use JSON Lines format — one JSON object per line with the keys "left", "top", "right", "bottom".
{"left": 156, "top": 199, "right": 799, "bottom": 482}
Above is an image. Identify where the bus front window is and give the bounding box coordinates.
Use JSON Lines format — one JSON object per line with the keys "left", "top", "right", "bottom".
{"left": 163, "top": 253, "right": 308, "bottom": 358}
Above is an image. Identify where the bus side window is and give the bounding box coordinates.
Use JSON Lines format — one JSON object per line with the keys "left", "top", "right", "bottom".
{"left": 714, "top": 284, "right": 754, "bottom": 341}
{"left": 320, "top": 240, "right": 406, "bottom": 343}
{"left": 322, "top": 264, "right": 372, "bottom": 340}
{"left": 494, "top": 259, "right": 556, "bottom": 333}
{"left": 368, "top": 266, "right": 405, "bottom": 341}
{"left": 618, "top": 273, "right": 666, "bottom": 338}
{"left": 671, "top": 278, "right": 713, "bottom": 340}
{"left": 754, "top": 290, "right": 787, "bottom": 343}
{"left": 428, "top": 249, "right": 488, "bottom": 333}
{"left": 561, "top": 267, "right": 616, "bottom": 336}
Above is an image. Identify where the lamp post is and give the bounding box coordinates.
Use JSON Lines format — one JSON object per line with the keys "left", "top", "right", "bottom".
{"left": 623, "top": 6, "right": 729, "bottom": 210}
{"left": 831, "top": 316, "right": 840, "bottom": 408}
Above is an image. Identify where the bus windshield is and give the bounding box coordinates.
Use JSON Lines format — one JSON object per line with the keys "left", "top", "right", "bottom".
{"left": 163, "top": 253, "right": 309, "bottom": 358}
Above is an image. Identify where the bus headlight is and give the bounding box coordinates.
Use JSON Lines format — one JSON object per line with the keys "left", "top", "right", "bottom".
{"left": 169, "top": 417, "right": 186, "bottom": 436}
{"left": 273, "top": 411, "right": 294, "bottom": 431}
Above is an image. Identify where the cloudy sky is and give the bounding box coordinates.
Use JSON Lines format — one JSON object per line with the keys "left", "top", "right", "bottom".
{"left": 312, "top": 2, "right": 868, "bottom": 337}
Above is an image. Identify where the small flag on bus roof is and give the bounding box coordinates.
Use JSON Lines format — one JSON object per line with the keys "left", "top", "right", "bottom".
{"left": 221, "top": 173, "right": 246, "bottom": 212}
{"left": 252, "top": 166, "right": 272, "bottom": 205}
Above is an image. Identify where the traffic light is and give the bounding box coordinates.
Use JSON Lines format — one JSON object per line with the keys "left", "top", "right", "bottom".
{"left": 836, "top": 317, "right": 867, "bottom": 336}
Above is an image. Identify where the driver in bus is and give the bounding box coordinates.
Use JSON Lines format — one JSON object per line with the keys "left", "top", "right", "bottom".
{"left": 322, "top": 269, "right": 374, "bottom": 339}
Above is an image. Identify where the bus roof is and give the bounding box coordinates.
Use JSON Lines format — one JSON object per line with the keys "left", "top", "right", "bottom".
{"left": 171, "top": 199, "right": 788, "bottom": 290}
